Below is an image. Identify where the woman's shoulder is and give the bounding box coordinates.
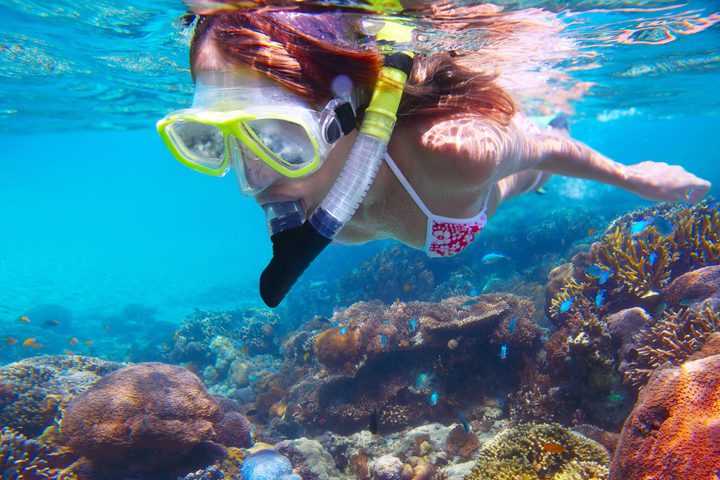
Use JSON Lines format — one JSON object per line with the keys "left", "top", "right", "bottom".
{"left": 391, "top": 113, "right": 514, "bottom": 188}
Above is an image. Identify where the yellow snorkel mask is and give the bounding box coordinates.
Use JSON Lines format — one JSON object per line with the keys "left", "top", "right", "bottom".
{"left": 157, "top": 70, "right": 356, "bottom": 195}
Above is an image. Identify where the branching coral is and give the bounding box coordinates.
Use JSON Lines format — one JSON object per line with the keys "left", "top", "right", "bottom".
{"left": 1, "top": 427, "right": 78, "bottom": 479}
{"left": 623, "top": 298, "right": 720, "bottom": 390}
{"left": 671, "top": 199, "right": 720, "bottom": 270}
{"left": 464, "top": 423, "right": 609, "bottom": 480}
{"left": 548, "top": 199, "right": 720, "bottom": 324}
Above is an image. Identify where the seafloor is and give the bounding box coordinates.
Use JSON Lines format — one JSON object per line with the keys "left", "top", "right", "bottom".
{"left": 2, "top": 199, "right": 719, "bottom": 480}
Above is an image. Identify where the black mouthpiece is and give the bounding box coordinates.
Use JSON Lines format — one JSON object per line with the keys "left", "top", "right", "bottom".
{"left": 259, "top": 222, "right": 331, "bottom": 307}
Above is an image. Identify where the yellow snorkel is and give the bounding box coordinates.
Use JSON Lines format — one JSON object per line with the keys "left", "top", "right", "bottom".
{"left": 260, "top": 18, "right": 414, "bottom": 307}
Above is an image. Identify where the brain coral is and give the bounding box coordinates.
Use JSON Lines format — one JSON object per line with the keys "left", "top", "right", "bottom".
{"left": 0, "top": 355, "right": 121, "bottom": 437}
{"left": 609, "top": 336, "right": 720, "bottom": 480}
{"left": 464, "top": 423, "right": 610, "bottom": 480}
{"left": 61, "top": 362, "right": 222, "bottom": 471}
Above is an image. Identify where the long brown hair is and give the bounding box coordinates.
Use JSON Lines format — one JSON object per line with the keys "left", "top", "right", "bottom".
{"left": 190, "top": 7, "right": 515, "bottom": 125}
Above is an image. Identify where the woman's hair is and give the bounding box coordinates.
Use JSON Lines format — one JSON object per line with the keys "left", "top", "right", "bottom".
{"left": 190, "top": 8, "right": 515, "bottom": 125}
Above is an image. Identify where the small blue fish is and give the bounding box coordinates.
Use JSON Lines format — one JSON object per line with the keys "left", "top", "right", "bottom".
{"left": 630, "top": 219, "right": 650, "bottom": 236}
{"left": 461, "top": 298, "right": 480, "bottom": 309}
{"left": 595, "top": 290, "right": 605, "bottom": 308}
{"left": 415, "top": 373, "right": 433, "bottom": 389}
{"left": 648, "top": 252, "right": 657, "bottom": 266}
{"left": 340, "top": 327, "right": 348, "bottom": 335}
{"left": 481, "top": 253, "right": 508, "bottom": 264}
{"left": 653, "top": 216, "right": 674, "bottom": 236}
{"left": 508, "top": 317, "right": 517, "bottom": 335}
{"left": 559, "top": 298, "right": 573, "bottom": 313}
{"left": 331, "top": 321, "right": 340, "bottom": 327}
{"left": 499, "top": 343, "right": 508, "bottom": 360}
{"left": 586, "top": 265, "right": 613, "bottom": 284}
{"left": 309, "top": 280, "right": 327, "bottom": 290}
{"left": 409, "top": 319, "right": 417, "bottom": 332}
{"left": 429, "top": 391, "right": 439, "bottom": 406}
{"left": 380, "top": 334, "right": 387, "bottom": 346}
{"left": 598, "top": 268, "right": 613, "bottom": 284}
{"left": 468, "top": 289, "right": 478, "bottom": 296}
{"left": 457, "top": 410, "right": 472, "bottom": 433}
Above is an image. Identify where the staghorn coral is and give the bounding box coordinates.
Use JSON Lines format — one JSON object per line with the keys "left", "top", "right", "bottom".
{"left": 593, "top": 223, "right": 676, "bottom": 300}
{"left": 548, "top": 199, "right": 720, "bottom": 324}
{"left": 464, "top": 423, "right": 610, "bottom": 480}
{"left": 0, "top": 426, "right": 78, "bottom": 479}
{"left": 623, "top": 296, "right": 720, "bottom": 390}
{"left": 671, "top": 199, "right": 720, "bottom": 269}
{"left": 610, "top": 338, "right": 720, "bottom": 479}
{"left": 0, "top": 355, "right": 121, "bottom": 438}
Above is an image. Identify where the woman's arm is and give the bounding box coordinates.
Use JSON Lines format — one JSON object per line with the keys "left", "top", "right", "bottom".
{"left": 535, "top": 132, "right": 711, "bottom": 203}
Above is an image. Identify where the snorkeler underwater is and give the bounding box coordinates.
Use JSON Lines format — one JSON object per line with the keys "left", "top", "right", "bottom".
{"left": 1, "top": 0, "right": 719, "bottom": 478}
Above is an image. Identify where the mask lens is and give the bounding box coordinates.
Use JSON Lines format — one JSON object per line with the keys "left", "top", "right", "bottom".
{"left": 245, "top": 119, "right": 316, "bottom": 168}
{"left": 167, "top": 121, "right": 225, "bottom": 168}
{"left": 230, "top": 137, "right": 283, "bottom": 196}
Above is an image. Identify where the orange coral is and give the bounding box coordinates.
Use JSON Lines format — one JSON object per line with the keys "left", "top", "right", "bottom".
{"left": 610, "top": 341, "right": 720, "bottom": 479}
{"left": 312, "top": 327, "right": 363, "bottom": 372}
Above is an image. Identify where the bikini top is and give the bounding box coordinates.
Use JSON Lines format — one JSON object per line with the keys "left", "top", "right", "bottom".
{"left": 384, "top": 153, "right": 490, "bottom": 257}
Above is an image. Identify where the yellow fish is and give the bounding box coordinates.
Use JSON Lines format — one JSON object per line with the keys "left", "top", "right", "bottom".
{"left": 22, "top": 337, "right": 37, "bottom": 347}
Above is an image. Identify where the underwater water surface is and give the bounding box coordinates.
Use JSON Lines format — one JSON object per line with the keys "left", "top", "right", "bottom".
{"left": 1, "top": 0, "right": 720, "bottom": 479}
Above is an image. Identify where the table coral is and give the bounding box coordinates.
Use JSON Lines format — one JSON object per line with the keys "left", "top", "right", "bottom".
{"left": 0, "top": 355, "right": 121, "bottom": 438}
{"left": 464, "top": 423, "right": 610, "bottom": 480}
{"left": 609, "top": 340, "right": 720, "bottom": 479}
{"left": 61, "top": 362, "right": 224, "bottom": 471}
{"left": 283, "top": 294, "right": 542, "bottom": 434}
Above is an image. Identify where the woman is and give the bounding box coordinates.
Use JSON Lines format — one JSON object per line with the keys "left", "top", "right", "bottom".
{"left": 158, "top": 5, "right": 710, "bottom": 306}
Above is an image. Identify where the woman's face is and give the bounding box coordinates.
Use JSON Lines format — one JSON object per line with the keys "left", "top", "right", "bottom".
{"left": 251, "top": 129, "right": 357, "bottom": 216}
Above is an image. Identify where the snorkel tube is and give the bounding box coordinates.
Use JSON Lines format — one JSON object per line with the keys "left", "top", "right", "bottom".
{"left": 260, "top": 20, "right": 414, "bottom": 307}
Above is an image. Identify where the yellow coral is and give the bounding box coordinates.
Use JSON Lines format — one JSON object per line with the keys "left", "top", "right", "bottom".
{"left": 673, "top": 201, "right": 720, "bottom": 267}
{"left": 624, "top": 305, "right": 720, "bottom": 389}
{"left": 595, "top": 224, "right": 676, "bottom": 299}
{"left": 463, "top": 423, "right": 609, "bottom": 480}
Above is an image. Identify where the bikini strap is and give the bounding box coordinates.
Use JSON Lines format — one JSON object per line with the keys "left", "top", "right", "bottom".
{"left": 384, "top": 152, "right": 434, "bottom": 218}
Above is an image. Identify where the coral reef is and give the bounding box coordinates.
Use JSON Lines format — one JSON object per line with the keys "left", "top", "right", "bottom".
{"left": 548, "top": 200, "right": 720, "bottom": 324}
{"left": 370, "top": 454, "right": 404, "bottom": 480}
{"left": 61, "top": 362, "right": 250, "bottom": 472}
{"left": 338, "top": 245, "right": 435, "bottom": 304}
{"left": 623, "top": 296, "right": 720, "bottom": 390}
{"left": 0, "top": 355, "right": 121, "bottom": 437}
{"left": 1, "top": 426, "right": 78, "bottom": 480}
{"left": 610, "top": 334, "right": 720, "bottom": 479}
{"left": 541, "top": 201, "right": 720, "bottom": 427}
{"left": 279, "top": 294, "right": 541, "bottom": 434}
{"left": 240, "top": 449, "right": 300, "bottom": 480}
{"left": 276, "top": 437, "right": 344, "bottom": 480}
{"left": 464, "top": 423, "right": 610, "bottom": 480}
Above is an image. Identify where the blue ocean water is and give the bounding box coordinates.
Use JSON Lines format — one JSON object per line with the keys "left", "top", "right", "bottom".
{"left": 1, "top": 0, "right": 719, "bottom": 362}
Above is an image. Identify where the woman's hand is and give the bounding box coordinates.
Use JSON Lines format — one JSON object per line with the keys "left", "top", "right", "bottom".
{"left": 624, "top": 161, "right": 711, "bottom": 204}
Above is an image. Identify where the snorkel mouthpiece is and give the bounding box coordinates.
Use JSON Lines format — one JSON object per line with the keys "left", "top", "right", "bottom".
{"left": 260, "top": 19, "right": 414, "bottom": 307}
{"left": 262, "top": 201, "right": 305, "bottom": 236}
